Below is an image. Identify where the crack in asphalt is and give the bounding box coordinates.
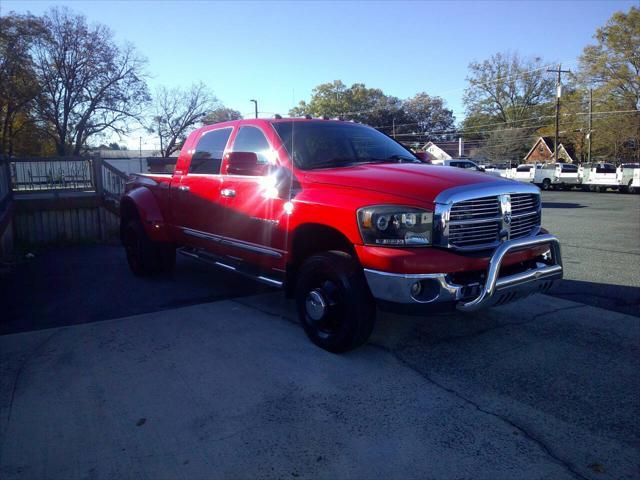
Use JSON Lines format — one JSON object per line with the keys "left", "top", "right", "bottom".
{"left": 407, "top": 305, "right": 587, "bottom": 349}
{"left": 235, "top": 298, "right": 591, "bottom": 479}
{"left": 1, "top": 328, "right": 65, "bottom": 462}
{"left": 368, "top": 342, "right": 591, "bottom": 480}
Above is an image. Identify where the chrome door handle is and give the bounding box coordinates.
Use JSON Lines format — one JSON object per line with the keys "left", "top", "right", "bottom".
{"left": 178, "top": 185, "right": 190, "bottom": 192}
{"left": 221, "top": 188, "right": 236, "bottom": 198}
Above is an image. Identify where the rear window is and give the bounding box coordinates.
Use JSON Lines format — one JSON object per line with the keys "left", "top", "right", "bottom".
{"left": 189, "top": 128, "right": 232, "bottom": 174}
{"left": 517, "top": 165, "right": 532, "bottom": 172}
{"left": 596, "top": 164, "right": 616, "bottom": 174}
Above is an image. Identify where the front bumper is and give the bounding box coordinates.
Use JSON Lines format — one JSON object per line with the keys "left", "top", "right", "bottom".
{"left": 363, "top": 234, "right": 563, "bottom": 312}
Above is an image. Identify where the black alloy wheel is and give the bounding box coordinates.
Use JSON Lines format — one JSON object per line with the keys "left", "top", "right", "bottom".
{"left": 296, "top": 251, "right": 376, "bottom": 353}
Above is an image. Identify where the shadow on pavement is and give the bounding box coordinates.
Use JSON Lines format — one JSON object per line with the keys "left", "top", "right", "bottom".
{"left": 548, "top": 279, "right": 640, "bottom": 317}
{"left": 0, "top": 244, "right": 274, "bottom": 336}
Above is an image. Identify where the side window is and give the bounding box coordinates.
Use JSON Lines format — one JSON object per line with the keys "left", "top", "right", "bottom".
{"left": 562, "top": 164, "right": 578, "bottom": 172}
{"left": 232, "top": 126, "right": 272, "bottom": 165}
{"left": 189, "top": 128, "right": 232, "bottom": 174}
{"left": 449, "top": 161, "right": 461, "bottom": 168}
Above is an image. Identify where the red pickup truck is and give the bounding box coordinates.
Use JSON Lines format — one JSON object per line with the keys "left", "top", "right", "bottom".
{"left": 121, "top": 118, "right": 563, "bottom": 352}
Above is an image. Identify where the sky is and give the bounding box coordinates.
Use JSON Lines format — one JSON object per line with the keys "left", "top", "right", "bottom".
{"left": 2, "top": 0, "right": 637, "bottom": 149}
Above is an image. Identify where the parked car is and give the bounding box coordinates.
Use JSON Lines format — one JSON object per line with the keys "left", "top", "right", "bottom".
{"left": 433, "top": 159, "right": 503, "bottom": 177}
{"left": 617, "top": 163, "right": 640, "bottom": 193}
{"left": 579, "top": 163, "right": 619, "bottom": 192}
{"left": 121, "top": 118, "right": 562, "bottom": 352}
{"left": 533, "top": 163, "right": 580, "bottom": 190}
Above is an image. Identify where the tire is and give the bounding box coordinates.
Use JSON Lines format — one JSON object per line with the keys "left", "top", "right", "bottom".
{"left": 295, "top": 251, "right": 376, "bottom": 353}
{"left": 122, "top": 219, "right": 175, "bottom": 276}
{"left": 541, "top": 178, "right": 551, "bottom": 190}
{"left": 628, "top": 180, "right": 637, "bottom": 194}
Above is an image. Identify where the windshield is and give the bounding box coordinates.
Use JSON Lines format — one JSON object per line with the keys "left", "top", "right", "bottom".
{"left": 272, "top": 121, "right": 418, "bottom": 170}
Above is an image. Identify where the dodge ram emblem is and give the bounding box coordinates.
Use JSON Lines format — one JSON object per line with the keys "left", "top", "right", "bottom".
{"left": 499, "top": 194, "right": 512, "bottom": 240}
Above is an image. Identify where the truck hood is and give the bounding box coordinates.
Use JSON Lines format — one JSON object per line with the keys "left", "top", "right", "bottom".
{"left": 302, "top": 163, "right": 512, "bottom": 203}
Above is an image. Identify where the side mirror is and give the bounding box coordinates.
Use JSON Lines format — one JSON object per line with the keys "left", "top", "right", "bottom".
{"left": 226, "top": 151, "right": 268, "bottom": 176}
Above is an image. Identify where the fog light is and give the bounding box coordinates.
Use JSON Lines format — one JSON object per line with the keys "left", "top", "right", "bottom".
{"left": 410, "top": 281, "right": 422, "bottom": 297}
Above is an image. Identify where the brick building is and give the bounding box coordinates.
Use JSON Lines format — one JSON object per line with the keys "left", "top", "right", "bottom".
{"left": 523, "top": 137, "right": 575, "bottom": 164}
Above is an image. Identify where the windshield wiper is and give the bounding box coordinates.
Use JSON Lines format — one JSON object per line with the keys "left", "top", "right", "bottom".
{"left": 307, "top": 158, "right": 359, "bottom": 170}
{"left": 366, "top": 155, "right": 420, "bottom": 164}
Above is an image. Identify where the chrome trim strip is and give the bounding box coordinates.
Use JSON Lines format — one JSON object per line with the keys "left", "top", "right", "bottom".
{"left": 177, "top": 248, "right": 283, "bottom": 288}
{"left": 181, "top": 227, "right": 283, "bottom": 258}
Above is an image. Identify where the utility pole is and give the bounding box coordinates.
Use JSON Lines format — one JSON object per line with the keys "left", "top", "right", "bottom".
{"left": 587, "top": 88, "right": 593, "bottom": 163}
{"left": 250, "top": 99, "right": 258, "bottom": 119}
{"left": 392, "top": 118, "right": 396, "bottom": 138}
{"left": 547, "top": 64, "right": 571, "bottom": 161}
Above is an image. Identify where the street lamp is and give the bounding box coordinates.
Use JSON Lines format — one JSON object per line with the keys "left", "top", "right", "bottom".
{"left": 250, "top": 99, "right": 258, "bottom": 119}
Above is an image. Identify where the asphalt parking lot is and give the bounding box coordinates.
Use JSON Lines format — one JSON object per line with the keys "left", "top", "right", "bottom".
{"left": 0, "top": 190, "right": 639, "bottom": 479}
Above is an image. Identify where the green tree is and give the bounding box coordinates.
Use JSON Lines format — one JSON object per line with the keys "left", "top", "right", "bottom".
{"left": 463, "top": 52, "right": 555, "bottom": 126}
{"left": 578, "top": 6, "right": 639, "bottom": 161}
{"left": 289, "top": 81, "right": 455, "bottom": 141}
{"left": 0, "top": 13, "right": 47, "bottom": 156}
{"left": 397, "top": 92, "right": 455, "bottom": 141}
{"left": 289, "top": 80, "right": 402, "bottom": 128}
{"left": 203, "top": 106, "right": 242, "bottom": 125}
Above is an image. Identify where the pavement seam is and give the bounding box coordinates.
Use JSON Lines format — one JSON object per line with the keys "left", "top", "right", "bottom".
{"left": 235, "top": 297, "right": 591, "bottom": 479}
{"left": 368, "top": 342, "right": 591, "bottom": 480}
{"left": 0, "top": 328, "right": 65, "bottom": 461}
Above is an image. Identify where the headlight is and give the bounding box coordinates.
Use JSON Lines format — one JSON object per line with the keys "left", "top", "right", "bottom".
{"left": 357, "top": 206, "right": 433, "bottom": 246}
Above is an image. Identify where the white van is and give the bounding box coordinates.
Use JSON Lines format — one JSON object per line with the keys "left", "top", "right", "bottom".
{"left": 533, "top": 163, "right": 580, "bottom": 190}
{"left": 579, "top": 163, "right": 619, "bottom": 192}
{"left": 616, "top": 163, "right": 640, "bottom": 193}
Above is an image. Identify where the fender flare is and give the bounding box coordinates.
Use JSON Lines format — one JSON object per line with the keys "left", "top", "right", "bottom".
{"left": 120, "top": 187, "right": 171, "bottom": 243}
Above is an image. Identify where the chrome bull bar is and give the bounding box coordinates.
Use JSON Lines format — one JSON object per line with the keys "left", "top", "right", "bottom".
{"left": 456, "top": 234, "right": 563, "bottom": 312}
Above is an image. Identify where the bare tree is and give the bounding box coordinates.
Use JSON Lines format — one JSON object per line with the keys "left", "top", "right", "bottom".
{"left": 152, "top": 83, "right": 220, "bottom": 157}
{"left": 32, "top": 7, "right": 149, "bottom": 156}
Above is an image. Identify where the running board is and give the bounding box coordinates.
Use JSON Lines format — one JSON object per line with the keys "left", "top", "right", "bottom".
{"left": 177, "top": 247, "right": 284, "bottom": 288}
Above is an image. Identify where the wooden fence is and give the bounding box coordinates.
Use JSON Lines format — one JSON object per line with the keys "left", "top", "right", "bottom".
{"left": 0, "top": 157, "right": 14, "bottom": 255}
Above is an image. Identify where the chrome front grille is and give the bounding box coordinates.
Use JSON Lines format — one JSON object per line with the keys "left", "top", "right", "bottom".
{"left": 449, "top": 196, "right": 500, "bottom": 221}
{"left": 435, "top": 189, "right": 541, "bottom": 251}
{"left": 511, "top": 193, "right": 540, "bottom": 215}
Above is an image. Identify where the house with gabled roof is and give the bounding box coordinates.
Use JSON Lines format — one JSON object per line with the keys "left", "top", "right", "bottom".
{"left": 523, "top": 137, "right": 575, "bottom": 164}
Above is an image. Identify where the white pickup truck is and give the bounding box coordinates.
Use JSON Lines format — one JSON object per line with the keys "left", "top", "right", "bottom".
{"left": 533, "top": 163, "right": 580, "bottom": 190}
{"left": 579, "top": 163, "right": 619, "bottom": 192}
{"left": 512, "top": 164, "right": 539, "bottom": 183}
{"left": 617, "top": 163, "right": 640, "bottom": 193}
